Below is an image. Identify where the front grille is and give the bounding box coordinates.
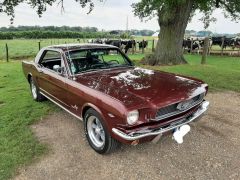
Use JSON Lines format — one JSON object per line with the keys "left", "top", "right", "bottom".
{"left": 156, "top": 93, "right": 204, "bottom": 120}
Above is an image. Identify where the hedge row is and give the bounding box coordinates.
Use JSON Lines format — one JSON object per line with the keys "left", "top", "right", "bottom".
{"left": 0, "top": 31, "right": 113, "bottom": 39}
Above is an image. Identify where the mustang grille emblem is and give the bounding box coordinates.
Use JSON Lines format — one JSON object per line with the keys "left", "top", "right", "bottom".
{"left": 177, "top": 100, "right": 193, "bottom": 111}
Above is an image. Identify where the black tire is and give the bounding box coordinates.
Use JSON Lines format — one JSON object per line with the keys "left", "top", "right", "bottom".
{"left": 29, "top": 77, "right": 46, "bottom": 102}
{"left": 84, "top": 108, "right": 120, "bottom": 154}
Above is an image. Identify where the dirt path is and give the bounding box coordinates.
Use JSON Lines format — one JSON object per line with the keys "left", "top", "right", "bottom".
{"left": 15, "top": 92, "right": 240, "bottom": 180}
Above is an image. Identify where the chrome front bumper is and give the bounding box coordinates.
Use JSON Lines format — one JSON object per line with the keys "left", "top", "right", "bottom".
{"left": 112, "top": 101, "right": 210, "bottom": 141}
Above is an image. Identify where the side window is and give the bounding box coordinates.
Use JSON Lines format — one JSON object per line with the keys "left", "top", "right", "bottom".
{"left": 40, "top": 50, "right": 62, "bottom": 71}
{"left": 43, "top": 51, "right": 61, "bottom": 61}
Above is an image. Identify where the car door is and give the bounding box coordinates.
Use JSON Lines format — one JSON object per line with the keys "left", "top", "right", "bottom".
{"left": 36, "top": 49, "right": 70, "bottom": 108}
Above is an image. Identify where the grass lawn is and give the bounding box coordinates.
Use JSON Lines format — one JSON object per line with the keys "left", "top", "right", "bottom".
{"left": 1, "top": 38, "right": 235, "bottom": 60}
{"left": 0, "top": 38, "right": 155, "bottom": 60}
{"left": 0, "top": 39, "right": 87, "bottom": 60}
{"left": 0, "top": 54, "right": 239, "bottom": 179}
{"left": 0, "top": 62, "right": 56, "bottom": 180}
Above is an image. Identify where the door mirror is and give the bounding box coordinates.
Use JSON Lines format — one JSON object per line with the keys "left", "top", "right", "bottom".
{"left": 53, "top": 65, "right": 65, "bottom": 75}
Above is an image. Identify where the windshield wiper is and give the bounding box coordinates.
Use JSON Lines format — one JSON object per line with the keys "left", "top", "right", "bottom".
{"left": 77, "top": 69, "right": 98, "bottom": 74}
{"left": 109, "top": 64, "right": 132, "bottom": 68}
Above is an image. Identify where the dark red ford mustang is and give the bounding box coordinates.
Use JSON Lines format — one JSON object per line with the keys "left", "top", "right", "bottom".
{"left": 22, "top": 44, "right": 209, "bottom": 154}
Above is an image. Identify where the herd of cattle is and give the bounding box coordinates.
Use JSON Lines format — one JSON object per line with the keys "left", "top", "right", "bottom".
{"left": 88, "top": 36, "right": 240, "bottom": 54}
{"left": 88, "top": 39, "right": 148, "bottom": 53}
{"left": 183, "top": 36, "right": 240, "bottom": 52}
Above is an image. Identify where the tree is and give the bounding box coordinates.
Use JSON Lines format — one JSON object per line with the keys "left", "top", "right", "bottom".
{"left": 1, "top": 0, "right": 240, "bottom": 65}
{"left": 132, "top": 0, "right": 240, "bottom": 65}
{"left": 0, "top": 0, "right": 95, "bottom": 22}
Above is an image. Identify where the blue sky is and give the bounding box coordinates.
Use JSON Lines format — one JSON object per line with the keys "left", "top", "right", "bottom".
{"left": 0, "top": 0, "right": 239, "bottom": 34}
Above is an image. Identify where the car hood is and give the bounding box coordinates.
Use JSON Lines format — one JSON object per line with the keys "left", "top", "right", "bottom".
{"left": 75, "top": 67, "right": 207, "bottom": 109}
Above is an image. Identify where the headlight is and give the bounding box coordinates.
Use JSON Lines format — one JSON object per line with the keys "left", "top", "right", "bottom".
{"left": 127, "top": 110, "right": 139, "bottom": 125}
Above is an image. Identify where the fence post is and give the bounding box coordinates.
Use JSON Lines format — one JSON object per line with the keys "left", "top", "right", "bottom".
{"left": 190, "top": 38, "right": 193, "bottom": 54}
{"left": 142, "top": 40, "right": 145, "bottom": 54}
{"left": 38, "top": 41, "right": 41, "bottom": 50}
{"left": 132, "top": 40, "right": 135, "bottom": 54}
{"left": 201, "top": 37, "right": 209, "bottom": 65}
{"left": 152, "top": 39, "right": 155, "bottom": 52}
{"left": 5, "top": 43, "right": 9, "bottom": 62}
{"left": 221, "top": 37, "right": 225, "bottom": 56}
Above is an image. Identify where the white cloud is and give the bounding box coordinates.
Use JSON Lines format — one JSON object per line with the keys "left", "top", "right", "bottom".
{"left": 0, "top": 0, "right": 239, "bottom": 34}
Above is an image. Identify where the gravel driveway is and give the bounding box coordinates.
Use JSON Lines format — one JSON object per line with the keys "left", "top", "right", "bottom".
{"left": 15, "top": 92, "right": 240, "bottom": 180}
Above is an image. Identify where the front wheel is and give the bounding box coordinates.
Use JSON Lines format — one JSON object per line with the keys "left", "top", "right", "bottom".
{"left": 84, "top": 108, "right": 120, "bottom": 154}
{"left": 29, "top": 77, "right": 45, "bottom": 102}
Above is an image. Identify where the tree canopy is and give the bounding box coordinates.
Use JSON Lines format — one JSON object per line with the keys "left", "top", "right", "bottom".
{"left": 0, "top": 0, "right": 96, "bottom": 23}
{"left": 132, "top": 0, "right": 240, "bottom": 28}
{"left": 1, "top": 0, "right": 240, "bottom": 27}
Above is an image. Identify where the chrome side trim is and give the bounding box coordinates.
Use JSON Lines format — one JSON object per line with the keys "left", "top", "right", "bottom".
{"left": 112, "top": 101, "right": 209, "bottom": 141}
{"left": 39, "top": 88, "right": 69, "bottom": 108}
{"left": 40, "top": 91, "right": 83, "bottom": 121}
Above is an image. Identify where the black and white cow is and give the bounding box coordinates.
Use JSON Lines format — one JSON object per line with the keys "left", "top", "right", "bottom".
{"left": 211, "top": 36, "right": 233, "bottom": 49}
{"left": 88, "top": 39, "right": 104, "bottom": 44}
{"left": 138, "top": 40, "right": 148, "bottom": 50}
{"left": 182, "top": 39, "right": 203, "bottom": 53}
{"left": 231, "top": 37, "right": 240, "bottom": 49}
{"left": 104, "top": 39, "right": 136, "bottom": 54}
{"left": 104, "top": 39, "right": 122, "bottom": 48}
{"left": 120, "top": 40, "right": 136, "bottom": 53}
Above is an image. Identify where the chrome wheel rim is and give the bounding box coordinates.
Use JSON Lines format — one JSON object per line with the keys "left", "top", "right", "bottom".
{"left": 31, "top": 80, "right": 37, "bottom": 99}
{"left": 87, "top": 115, "right": 105, "bottom": 148}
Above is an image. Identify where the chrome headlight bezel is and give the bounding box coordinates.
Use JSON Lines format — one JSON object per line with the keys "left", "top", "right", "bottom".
{"left": 127, "top": 110, "right": 139, "bottom": 125}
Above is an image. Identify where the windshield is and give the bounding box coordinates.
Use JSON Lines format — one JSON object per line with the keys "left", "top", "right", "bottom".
{"left": 65, "top": 48, "right": 133, "bottom": 74}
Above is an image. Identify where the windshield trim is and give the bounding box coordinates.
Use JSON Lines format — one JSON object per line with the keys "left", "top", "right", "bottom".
{"left": 64, "top": 47, "right": 134, "bottom": 75}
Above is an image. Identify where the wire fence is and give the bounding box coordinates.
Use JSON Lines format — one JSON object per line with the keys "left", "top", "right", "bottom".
{"left": 0, "top": 38, "right": 240, "bottom": 62}
{"left": 0, "top": 38, "right": 158, "bottom": 61}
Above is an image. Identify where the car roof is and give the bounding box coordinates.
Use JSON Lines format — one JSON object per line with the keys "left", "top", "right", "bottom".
{"left": 46, "top": 43, "right": 117, "bottom": 51}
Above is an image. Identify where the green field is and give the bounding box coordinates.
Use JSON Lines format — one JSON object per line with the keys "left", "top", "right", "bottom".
{"left": 0, "top": 39, "right": 88, "bottom": 60}
{"left": 0, "top": 62, "right": 56, "bottom": 180}
{"left": 0, "top": 51, "right": 240, "bottom": 179}
{"left": 0, "top": 38, "right": 156, "bottom": 60}
{"left": 1, "top": 38, "right": 237, "bottom": 61}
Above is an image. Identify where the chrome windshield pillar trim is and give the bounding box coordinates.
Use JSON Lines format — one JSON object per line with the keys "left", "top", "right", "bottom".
{"left": 112, "top": 101, "right": 209, "bottom": 141}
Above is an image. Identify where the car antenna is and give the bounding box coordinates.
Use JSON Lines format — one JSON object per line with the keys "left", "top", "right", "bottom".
{"left": 65, "top": 42, "right": 76, "bottom": 81}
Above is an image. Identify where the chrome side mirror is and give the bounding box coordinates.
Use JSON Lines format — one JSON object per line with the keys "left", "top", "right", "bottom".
{"left": 53, "top": 65, "right": 61, "bottom": 72}
{"left": 53, "top": 65, "right": 65, "bottom": 75}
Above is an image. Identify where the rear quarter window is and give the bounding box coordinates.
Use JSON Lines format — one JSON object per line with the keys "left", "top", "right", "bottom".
{"left": 43, "top": 51, "right": 61, "bottom": 60}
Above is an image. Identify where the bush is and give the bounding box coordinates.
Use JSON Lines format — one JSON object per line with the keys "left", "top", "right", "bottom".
{"left": 0, "top": 31, "right": 112, "bottom": 39}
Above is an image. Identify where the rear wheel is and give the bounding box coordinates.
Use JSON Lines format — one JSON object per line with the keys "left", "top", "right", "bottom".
{"left": 29, "top": 77, "right": 45, "bottom": 102}
{"left": 84, "top": 108, "right": 120, "bottom": 154}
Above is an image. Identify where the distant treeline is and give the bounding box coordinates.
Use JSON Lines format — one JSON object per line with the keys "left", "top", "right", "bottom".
{"left": 0, "top": 26, "right": 99, "bottom": 32}
{"left": 0, "top": 31, "right": 113, "bottom": 39}
{"left": 0, "top": 26, "right": 156, "bottom": 39}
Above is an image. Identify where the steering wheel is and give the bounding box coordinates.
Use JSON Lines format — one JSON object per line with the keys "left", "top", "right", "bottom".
{"left": 107, "top": 60, "right": 119, "bottom": 64}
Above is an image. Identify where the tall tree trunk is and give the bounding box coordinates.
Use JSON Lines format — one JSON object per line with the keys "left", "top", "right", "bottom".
{"left": 147, "top": 0, "right": 194, "bottom": 65}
